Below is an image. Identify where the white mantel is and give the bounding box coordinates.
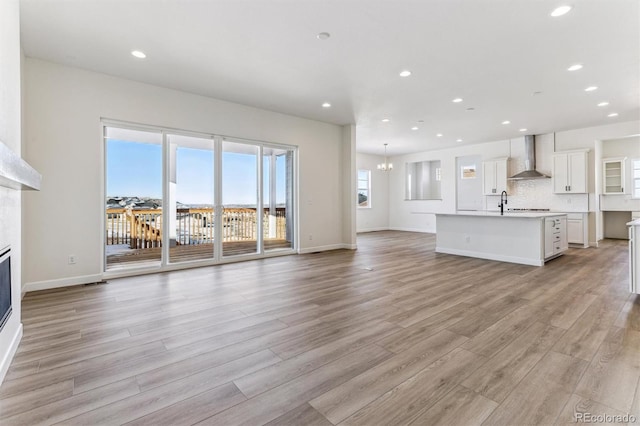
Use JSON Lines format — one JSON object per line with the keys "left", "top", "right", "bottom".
{"left": 0, "top": 139, "right": 41, "bottom": 191}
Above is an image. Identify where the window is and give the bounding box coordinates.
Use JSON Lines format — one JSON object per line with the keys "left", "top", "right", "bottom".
{"left": 357, "top": 169, "right": 371, "bottom": 208}
{"left": 405, "top": 160, "right": 441, "bottom": 200}
{"left": 104, "top": 122, "right": 296, "bottom": 272}
{"left": 633, "top": 159, "right": 640, "bottom": 198}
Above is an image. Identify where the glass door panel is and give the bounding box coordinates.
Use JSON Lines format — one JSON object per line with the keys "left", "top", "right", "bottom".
{"left": 105, "top": 127, "right": 163, "bottom": 270}
{"left": 263, "top": 147, "right": 294, "bottom": 251}
{"left": 167, "top": 134, "right": 215, "bottom": 263}
{"left": 222, "top": 140, "right": 259, "bottom": 257}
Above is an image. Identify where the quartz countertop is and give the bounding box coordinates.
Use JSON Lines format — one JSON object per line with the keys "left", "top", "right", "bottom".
{"left": 438, "top": 211, "right": 568, "bottom": 218}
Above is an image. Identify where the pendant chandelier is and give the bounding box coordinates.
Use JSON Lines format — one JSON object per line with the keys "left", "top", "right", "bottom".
{"left": 377, "top": 143, "right": 393, "bottom": 171}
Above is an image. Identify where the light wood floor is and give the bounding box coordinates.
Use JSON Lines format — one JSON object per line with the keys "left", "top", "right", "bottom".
{"left": 2, "top": 231, "right": 639, "bottom": 425}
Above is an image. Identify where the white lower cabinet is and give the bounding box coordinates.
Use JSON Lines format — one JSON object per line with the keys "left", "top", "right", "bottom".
{"left": 565, "top": 213, "right": 588, "bottom": 247}
{"left": 545, "top": 216, "right": 568, "bottom": 261}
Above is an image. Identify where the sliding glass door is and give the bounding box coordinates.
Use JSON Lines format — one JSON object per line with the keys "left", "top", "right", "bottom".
{"left": 104, "top": 123, "right": 296, "bottom": 271}
{"left": 105, "top": 127, "right": 163, "bottom": 270}
{"left": 167, "top": 134, "right": 215, "bottom": 263}
{"left": 263, "top": 147, "right": 294, "bottom": 251}
{"left": 222, "top": 140, "right": 259, "bottom": 257}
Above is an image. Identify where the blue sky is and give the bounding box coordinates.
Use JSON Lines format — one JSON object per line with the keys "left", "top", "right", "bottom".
{"left": 107, "top": 140, "right": 287, "bottom": 205}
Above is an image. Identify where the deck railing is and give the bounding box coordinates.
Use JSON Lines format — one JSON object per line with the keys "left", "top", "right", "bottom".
{"left": 106, "top": 207, "right": 286, "bottom": 249}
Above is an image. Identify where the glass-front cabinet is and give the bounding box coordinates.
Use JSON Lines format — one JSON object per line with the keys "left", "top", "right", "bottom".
{"left": 603, "top": 157, "right": 626, "bottom": 194}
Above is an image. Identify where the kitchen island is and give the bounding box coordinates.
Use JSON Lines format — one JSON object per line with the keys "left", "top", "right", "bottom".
{"left": 435, "top": 211, "right": 568, "bottom": 266}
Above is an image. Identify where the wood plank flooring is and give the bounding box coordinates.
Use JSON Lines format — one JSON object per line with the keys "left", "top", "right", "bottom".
{"left": 2, "top": 231, "right": 638, "bottom": 425}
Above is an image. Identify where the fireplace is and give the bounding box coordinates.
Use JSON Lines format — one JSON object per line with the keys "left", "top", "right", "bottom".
{"left": 0, "top": 246, "right": 11, "bottom": 332}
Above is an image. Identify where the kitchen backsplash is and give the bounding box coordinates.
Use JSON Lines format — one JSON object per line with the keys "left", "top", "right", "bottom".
{"left": 487, "top": 178, "right": 589, "bottom": 212}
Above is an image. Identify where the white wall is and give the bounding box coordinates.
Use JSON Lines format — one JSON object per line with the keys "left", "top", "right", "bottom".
{"left": 342, "top": 125, "right": 357, "bottom": 247}
{"left": 0, "top": 0, "right": 23, "bottom": 384}
{"left": 389, "top": 140, "right": 510, "bottom": 233}
{"left": 600, "top": 136, "right": 640, "bottom": 211}
{"left": 387, "top": 121, "right": 640, "bottom": 238}
{"left": 598, "top": 136, "right": 640, "bottom": 240}
{"left": 23, "top": 58, "right": 354, "bottom": 289}
{"left": 356, "top": 153, "right": 389, "bottom": 232}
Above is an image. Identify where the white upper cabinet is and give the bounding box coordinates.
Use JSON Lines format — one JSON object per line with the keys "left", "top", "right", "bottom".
{"left": 553, "top": 151, "right": 588, "bottom": 194}
{"left": 482, "top": 158, "right": 508, "bottom": 195}
{"left": 602, "top": 157, "right": 626, "bottom": 194}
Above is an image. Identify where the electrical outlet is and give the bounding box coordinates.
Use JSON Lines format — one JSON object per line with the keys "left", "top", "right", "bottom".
{"left": 465, "top": 235, "right": 471, "bottom": 243}
{"left": 309, "top": 234, "right": 313, "bottom": 241}
{"left": 68, "top": 255, "right": 77, "bottom": 265}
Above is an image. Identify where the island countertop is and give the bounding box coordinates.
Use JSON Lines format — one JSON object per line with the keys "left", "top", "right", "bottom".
{"left": 440, "top": 211, "right": 568, "bottom": 218}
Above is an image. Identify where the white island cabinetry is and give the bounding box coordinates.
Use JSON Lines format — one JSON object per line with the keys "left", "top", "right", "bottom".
{"left": 436, "top": 212, "right": 568, "bottom": 266}
{"left": 544, "top": 216, "right": 568, "bottom": 259}
{"left": 628, "top": 219, "right": 640, "bottom": 294}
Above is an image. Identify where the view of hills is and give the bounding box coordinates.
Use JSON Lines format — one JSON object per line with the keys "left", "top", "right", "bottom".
{"left": 106, "top": 196, "right": 283, "bottom": 210}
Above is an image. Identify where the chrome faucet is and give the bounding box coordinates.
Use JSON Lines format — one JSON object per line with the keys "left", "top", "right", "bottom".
{"left": 499, "top": 190, "right": 508, "bottom": 215}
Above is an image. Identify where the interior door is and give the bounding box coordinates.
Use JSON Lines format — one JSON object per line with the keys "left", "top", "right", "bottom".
{"left": 457, "top": 155, "right": 483, "bottom": 211}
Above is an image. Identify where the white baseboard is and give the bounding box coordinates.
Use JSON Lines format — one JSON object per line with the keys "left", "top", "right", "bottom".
{"left": 389, "top": 227, "right": 435, "bottom": 234}
{"left": 356, "top": 227, "right": 390, "bottom": 233}
{"left": 435, "top": 247, "right": 543, "bottom": 267}
{"left": 589, "top": 240, "right": 599, "bottom": 248}
{"left": 568, "top": 242, "right": 590, "bottom": 248}
{"left": 23, "top": 274, "right": 103, "bottom": 293}
{"left": 0, "top": 323, "right": 23, "bottom": 385}
{"left": 299, "top": 243, "right": 355, "bottom": 254}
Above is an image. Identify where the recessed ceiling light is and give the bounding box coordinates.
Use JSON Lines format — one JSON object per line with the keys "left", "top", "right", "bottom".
{"left": 585, "top": 86, "right": 598, "bottom": 92}
{"left": 533, "top": 91, "right": 543, "bottom": 96}
{"left": 519, "top": 128, "right": 528, "bottom": 132}
{"left": 131, "top": 50, "right": 146, "bottom": 59}
{"left": 608, "top": 112, "right": 619, "bottom": 117}
{"left": 316, "top": 32, "right": 330, "bottom": 40}
{"left": 466, "top": 107, "right": 475, "bottom": 111}
{"left": 417, "top": 120, "right": 424, "bottom": 123}
{"left": 502, "top": 120, "right": 511, "bottom": 125}
{"left": 452, "top": 98, "right": 463, "bottom": 103}
{"left": 436, "top": 133, "right": 443, "bottom": 137}
{"left": 399, "top": 70, "right": 412, "bottom": 77}
{"left": 381, "top": 118, "right": 390, "bottom": 122}
{"left": 551, "top": 5, "right": 572, "bottom": 17}
{"left": 411, "top": 126, "right": 419, "bottom": 130}
{"left": 567, "top": 64, "right": 583, "bottom": 71}
{"left": 322, "top": 102, "right": 331, "bottom": 108}
{"left": 597, "top": 102, "right": 609, "bottom": 107}
{"left": 456, "top": 139, "right": 463, "bottom": 142}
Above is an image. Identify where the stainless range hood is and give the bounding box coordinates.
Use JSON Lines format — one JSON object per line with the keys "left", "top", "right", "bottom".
{"left": 508, "top": 135, "right": 551, "bottom": 180}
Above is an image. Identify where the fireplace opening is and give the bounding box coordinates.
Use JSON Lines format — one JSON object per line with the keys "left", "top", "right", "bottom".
{"left": 0, "top": 246, "right": 11, "bottom": 333}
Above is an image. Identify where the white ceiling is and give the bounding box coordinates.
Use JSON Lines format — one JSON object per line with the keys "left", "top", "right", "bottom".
{"left": 20, "top": 0, "right": 640, "bottom": 156}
